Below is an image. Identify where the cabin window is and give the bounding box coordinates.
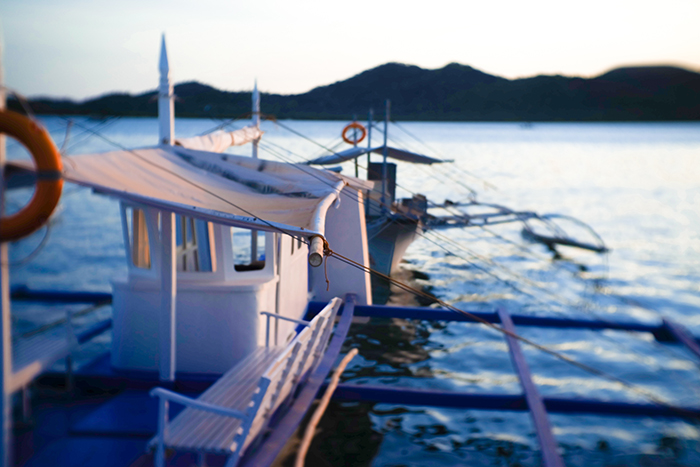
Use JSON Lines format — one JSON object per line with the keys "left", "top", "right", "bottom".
{"left": 231, "top": 228, "right": 266, "bottom": 272}
{"left": 175, "top": 215, "right": 214, "bottom": 272}
{"left": 124, "top": 207, "right": 151, "bottom": 269}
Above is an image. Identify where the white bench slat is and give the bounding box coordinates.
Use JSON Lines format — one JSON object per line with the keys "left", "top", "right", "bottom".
{"left": 150, "top": 297, "right": 343, "bottom": 466}
{"left": 155, "top": 347, "right": 283, "bottom": 453}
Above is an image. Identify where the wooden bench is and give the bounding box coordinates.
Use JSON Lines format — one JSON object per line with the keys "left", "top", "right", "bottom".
{"left": 149, "top": 297, "right": 342, "bottom": 467}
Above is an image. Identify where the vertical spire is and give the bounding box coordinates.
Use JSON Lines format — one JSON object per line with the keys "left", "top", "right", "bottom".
{"left": 251, "top": 80, "right": 260, "bottom": 159}
{"left": 158, "top": 34, "right": 174, "bottom": 146}
{"left": 158, "top": 34, "right": 169, "bottom": 74}
{"left": 252, "top": 79, "right": 260, "bottom": 126}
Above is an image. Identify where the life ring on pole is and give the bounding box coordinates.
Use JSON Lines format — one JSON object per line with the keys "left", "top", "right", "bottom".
{"left": 0, "top": 110, "right": 63, "bottom": 242}
{"left": 341, "top": 122, "right": 367, "bottom": 145}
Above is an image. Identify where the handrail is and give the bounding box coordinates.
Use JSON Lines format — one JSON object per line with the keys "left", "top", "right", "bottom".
{"left": 150, "top": 387, "right": 247, "bottom": 419}
{"left": 260, "top": 311, "right": 310, "bottom": 347}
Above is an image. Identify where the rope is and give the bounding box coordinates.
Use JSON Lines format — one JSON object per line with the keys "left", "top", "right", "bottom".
{"left": 51, "top": 114, "right": 698, "bottom": 417}
{"left": 259, "top": 122, "right": 626, "bottom": 319}
{"left": 59, "top": 120, "right": 300, "bottom": 238}
{"left": 20, "top": 301, "right": 110, "bottom": 339}
{"left": 390, "top": 120, "right": 497, "bottom": 190}
{"left": 294, "top": 348, "right": 359, "bottom": 467}
{"left": 2, "top": 223, "right": 51, "bottom": 267}
{"left": 322, "top": 247, "right": 698, "bottom": 418}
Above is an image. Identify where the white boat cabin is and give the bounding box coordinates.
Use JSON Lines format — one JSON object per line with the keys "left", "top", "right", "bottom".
{"left": 111, "top": 204, "right": 311, "bottom": 374}
{"left": 61, "top": 37, "right": 374, "bottom": 379}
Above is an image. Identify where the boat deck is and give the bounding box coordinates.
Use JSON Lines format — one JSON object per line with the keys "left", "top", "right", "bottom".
{"left": 12, "top": 296, "right": 356, "bottom": 467}
{"left": 10, "top": 292, "right": 700, "bottom": 467}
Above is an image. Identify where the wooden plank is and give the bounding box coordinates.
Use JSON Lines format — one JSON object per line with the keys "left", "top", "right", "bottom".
{"left": 663, "top": 318, "right": 700, "bottom": 362}
{"left": 498, "top": 308, "right": 564, "bottom": 467}
{"left": 238, "top": 293, "right": 356, "bottom": 467}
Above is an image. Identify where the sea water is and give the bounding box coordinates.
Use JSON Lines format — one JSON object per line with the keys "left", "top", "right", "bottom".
{"left": 5, "top": 117, "right": 700, "bottom": 466}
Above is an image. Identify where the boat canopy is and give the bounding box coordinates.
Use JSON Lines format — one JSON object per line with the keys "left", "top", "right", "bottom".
{"left": 174, "top": 125, "right": 264, "bottom": 152}
{"left": 50, "top": 145, "right": 362, "bottom": 238}
{"left": 306, "top": 145, "right": 448, "bottom": 166}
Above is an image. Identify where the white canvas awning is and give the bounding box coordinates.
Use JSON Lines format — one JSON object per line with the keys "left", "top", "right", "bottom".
{"left": 306, "top": 145, "right": 448, "bottom": 166}
{"left": 174, "top": 125, "right": 264, "bottom": 152}
{"left": 55, "top": 145, "right": 357, "bottom": 238}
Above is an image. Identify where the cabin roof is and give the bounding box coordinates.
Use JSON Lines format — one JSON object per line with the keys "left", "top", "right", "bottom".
{"left": 58, "top": 145, "right": 357, "bottom": 237}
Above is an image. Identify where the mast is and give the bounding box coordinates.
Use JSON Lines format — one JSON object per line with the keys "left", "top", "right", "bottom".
{"left": 251, "top": 80, "right": 260, "bottom": 159}
{"left": 366, "top": 108, "right": 373, "bottom": 175}
{"left": 363, "top": 109, "right": 374, "bottom": 217}
{"left": 352, "top": 114, "right": 358, "bottom": 177}
{"left": 381, "top": 100, "right": 390, "bottom": 214}
{"left": 158, "top": 34, "right": 174, "bottom": 146}
{"left": 250, "top": 81, "right": 260, "bottom": 260}
{"left": 0, "top": 33, "right": 12, "bottom": 467}
{"left": 157, "top": 35, "right": 176, "bottom": 381}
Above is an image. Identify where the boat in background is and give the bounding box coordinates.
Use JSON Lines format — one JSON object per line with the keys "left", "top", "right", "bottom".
{"left": 303, "top": 107, "right": 609, "bottom": 303}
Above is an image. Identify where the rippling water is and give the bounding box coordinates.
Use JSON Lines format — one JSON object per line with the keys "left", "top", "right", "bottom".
{"left": 6, "top": 117, "right": 700, "bottom": 466}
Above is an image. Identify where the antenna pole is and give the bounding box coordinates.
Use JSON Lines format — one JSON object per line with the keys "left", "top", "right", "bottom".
{"left": 381, "top": 100, "right": 390, "bottom": 214}
{"left": 352, "top": 114, "right": 358, "bottom": 177}
{"left": 252, "top": 80, "right": 260, "bottom": 159}
{"left": 158, "top": 35, "right": 174, "bottom": 146}
{"left": 250, "top": 81, "right": 261, "bottom": 261}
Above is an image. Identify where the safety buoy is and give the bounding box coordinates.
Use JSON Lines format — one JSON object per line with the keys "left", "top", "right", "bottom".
{"left": 0, "top": 110, "right": 63, "bottom": 242}
{"left": 341, "top": 122, "right": 367, "bottom": 145}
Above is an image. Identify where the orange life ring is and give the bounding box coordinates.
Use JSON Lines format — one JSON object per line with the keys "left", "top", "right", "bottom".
{"left": 341, "top": 122, "right": 367, "bottom": 145}
{"left": 0, "top": 110, "right": 63, "bottom": 242}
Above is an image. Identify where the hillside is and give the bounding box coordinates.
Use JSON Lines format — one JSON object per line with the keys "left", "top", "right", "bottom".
{"left": 9, "top": 63, "right": 700, "bottom": 121}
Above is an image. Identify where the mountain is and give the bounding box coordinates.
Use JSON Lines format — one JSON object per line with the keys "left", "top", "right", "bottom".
{"left": 8, "top": 63, "right": 700, "bottom": 121}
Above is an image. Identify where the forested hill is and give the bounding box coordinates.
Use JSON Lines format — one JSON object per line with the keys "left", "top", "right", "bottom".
{"left": 11, "top": 63, "right": 700, "bottom": 121}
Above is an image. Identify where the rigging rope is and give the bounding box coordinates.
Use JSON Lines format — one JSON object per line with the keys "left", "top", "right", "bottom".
{"left": 320, "top": 243, "right": 698, "bottom": 419}
{"left": 259, "top": 124, "right": 698, "bottom": 398}
{"left": 258, "top": 138, "right": 698, "bottom": 401}
{"left": 58, "top": 116, "right": 699, "bottom": 418}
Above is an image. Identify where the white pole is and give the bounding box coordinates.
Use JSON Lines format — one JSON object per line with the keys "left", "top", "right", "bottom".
{"left": 381, "top": 100, "right": 390, "bottom": 214}
{"left": 251, "top": 80, "right": 260, "bottom": 159}
{"left": 159, "top": 211, "right": 176, "bottom": 382}
{"left": 365, "top": 109, "right": 373, "bottom": 216}
{"left": 0, "top": 34, "right": 12, "bottom": 467}
{"left": 158, "top": 34, "right": 174, "bottom": 146}
{"left": 250, "top": 81, "right": 261, "bottom": 261}
{"left": 157, "top": 37, "right": 176, "bottom": 381}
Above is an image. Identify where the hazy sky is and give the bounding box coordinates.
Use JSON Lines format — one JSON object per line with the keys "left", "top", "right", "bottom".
{"left": 2, "top": 0, "right": 699, "bottom": 100}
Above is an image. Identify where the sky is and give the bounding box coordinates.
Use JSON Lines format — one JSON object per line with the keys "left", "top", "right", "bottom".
{"left": 1, "top": 0, "right": 699, "bottom": 100}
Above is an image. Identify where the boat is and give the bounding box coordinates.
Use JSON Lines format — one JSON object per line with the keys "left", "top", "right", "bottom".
{"left": 1, "top": 38, "right": 699, "bottom": 467}
{"left": 302, "top": 107, "right": 609, "bottom": 302}
{"left": 1, "top": 37, "right": 377, "bottom": 467}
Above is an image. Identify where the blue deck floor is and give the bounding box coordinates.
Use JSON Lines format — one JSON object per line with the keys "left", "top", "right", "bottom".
{"left": 15, "top": 387, "right": 204, "bottom": 467}
{"left": 21, "top": 438, "right": 148, "bottom": 467}
{"left": 71, "top": 390, "right": 192, "bottom": 438}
